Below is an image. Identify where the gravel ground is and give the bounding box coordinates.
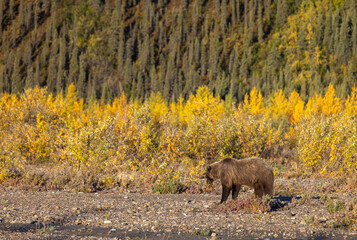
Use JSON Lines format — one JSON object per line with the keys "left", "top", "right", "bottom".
{"left": 0, "top": 178, "right": 356, "bottom": 240}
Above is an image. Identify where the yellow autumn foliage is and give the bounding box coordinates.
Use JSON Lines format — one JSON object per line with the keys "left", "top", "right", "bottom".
{"left": 243, "top": 87, "right": 264, "bottom": 116}
{"left": 0, "top": 84, "right": 356, "bottom": 188}
{"left": 265, "top": 89, "right": 288, "bottom": 119}
{"left": 287, "top": 90, "right": 304, "bottom": 124}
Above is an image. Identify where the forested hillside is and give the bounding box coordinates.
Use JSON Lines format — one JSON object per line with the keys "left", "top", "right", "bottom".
{"left": 0, "top": 0, "right": 356, "bottom": 102}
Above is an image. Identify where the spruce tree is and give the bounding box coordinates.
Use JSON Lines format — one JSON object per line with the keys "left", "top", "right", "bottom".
{"left": 150, "top": 65, "right": 157, "bottom": 93}
{"left": 87, "top": 72, "right": 97, "bottom": 101}
{"left": 332, "top": 10, "right": 341, "bottom": 54}
{"left": 0, "top": 0, "right": 3, "bottom": 35}
{"left": 200, "top": 38, "right": 207, "bottom": 78}
{"left": 352, "top": 10, "right": 357, "bottom": 55}
{"left": 9, "top": 0, "right": 14, "bottom": 20}
{"left": 6, "top": 51, "right": 14, "bottom": 93}
{"left": 0, "top": 65, "right": 4, "bottom": 93}
{"left": 257, "top": 0, "right": 264, "bottom": 43}
{"left": 35, "top": 58, "right": 40, "bottom": 87}
{"left": 50, "top": 0, "right": 58, "bottom": 41}
{"left": 264, "top": 0, "right": 271, "bottom": 23}
{"left": 56, "top": 30, "right": 67, "bottom": 95}
{"left": 137, "top": 72, "right": 144, "bottom": 100}
{"left": 221, "top": 0, "right": 227, "bottom": 30}
{"left": 68, "top": 45, "right": 79, "bottom": 85}
{"left": 109, "top": 9, "right": 120, "bottom": 58}
{"left": 230, "top": 0, "right": 237, "bottom": 27}
{"left": 11, "top": 19, "right": 16, "bottom": 47}
{"left": 23, "top": 41, "right": 33, "bottom": 68}
{"left": 337, "top": 17, "right": 350, "bottom": 64}
{"left": 276, "top": 0, "right": 288, "bottom": 28}
{"left": 11, "top": 50, "right": 22, "bottom": 94}
{"left": 101, "top": 81, "right": 113, "bottom": 104}
{"left": 247, "top": 0, "right": 255, "bottom": 44}
{"left": 323, "top": 10, "right": 333, "bottom": 53}
{"left": 25, "top": 1, "right": 32, "bottom": 31}
{"left": 164, "top": 51, "right": 175, "bottom": 100}
{"left": 78, "top": 54, "right": 86, "bottom": 99}
{"left": 192, "top": 0, "right": 199, "bottom": 37}
{"left": 47, "top": 56, "right": 57, "bottom": 93}
{"left": 34, "top": 0, "right": 39, "bottom": 43}
{"left": 123, "top": 57, "right": 132, "bottom": 95}
{"left": 25, "top": 66, "right": 34, "bottom": 90}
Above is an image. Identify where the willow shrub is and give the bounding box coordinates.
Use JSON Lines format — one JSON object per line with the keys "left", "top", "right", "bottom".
{"left": 0, "top": 84, "right": 356, "bottom": 190}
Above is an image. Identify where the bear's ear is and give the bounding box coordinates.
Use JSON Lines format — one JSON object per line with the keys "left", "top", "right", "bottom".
{"left": 207, "top": 166, "right": 211, "bottom": 171}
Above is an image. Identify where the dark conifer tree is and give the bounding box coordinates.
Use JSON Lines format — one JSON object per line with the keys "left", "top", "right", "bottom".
{"left": 11, "top": 50, "right": 22, "bottom": 94}
{"left": 0, "top": 0, "right": 3, "bottom": 35}
{"left": 23, "top": 41, "right": 32, "bottom": 67}
{"left": 276, "top": 0, "right": 288, "bottom": 28}
{"left": 35, "top": 58, "right": 40, "bottom": 87}
{"left": 25, "top": 66, "right": 34, "bottom": 90}
{"left": 337, "top": 17, "right": 350, "bottom": 64}
{"left": 56, "top": 30, "right": 67, "bottom": 94}
{"left": 257, "top": 0, "right": 264, "bottom": 43}
{"left": 77, "top": 54, "right": 86, "bottom": 99}
{"left": 0, "top": 65, "right": 4, "bottom": 93}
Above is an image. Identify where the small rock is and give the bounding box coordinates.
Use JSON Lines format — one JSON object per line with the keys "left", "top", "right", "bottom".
{"left": 104, "top": 220, "right": 112, "bottom": 224}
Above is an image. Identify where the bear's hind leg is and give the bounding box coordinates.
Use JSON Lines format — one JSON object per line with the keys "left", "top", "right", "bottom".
{"left": 232, "top": 184, "right": 241, "bottom": 200}
{"left": 221, "top": 185, "right": 231, "bottom": 203}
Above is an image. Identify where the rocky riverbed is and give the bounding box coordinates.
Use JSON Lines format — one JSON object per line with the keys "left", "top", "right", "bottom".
{"left": 0, "top": 178, "right": 356, "bottom": 239}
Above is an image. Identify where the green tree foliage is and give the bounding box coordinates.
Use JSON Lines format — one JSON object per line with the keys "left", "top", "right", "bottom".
{"left": 0, "top": 0, "right": 356, "bottom": 101}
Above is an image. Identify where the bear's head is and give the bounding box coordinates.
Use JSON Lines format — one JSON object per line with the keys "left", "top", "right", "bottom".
{"left": 205, "top": 164, "right": 219, "bottom": 185}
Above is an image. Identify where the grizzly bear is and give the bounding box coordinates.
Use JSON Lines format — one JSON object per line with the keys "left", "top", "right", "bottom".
{"left": 206, "top": 157, "right": 274, "bottom": 203}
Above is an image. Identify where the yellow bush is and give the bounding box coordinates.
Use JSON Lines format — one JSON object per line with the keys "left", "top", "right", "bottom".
{"left": 344, "top": 86, "right": 357, "bottom": 118}
{"left": 243, "top": 87, "right": 264, "bottom": 116}
{"left": 320, "top": 84, "right": 342, "bottom": 116}
{"left": 287, "top": 90, "right": 304, "bottom": 124}
{"left": 181, "top": 86, "right": 224, "bottom": 125}
{"left": 0, "top": 84, "right": 356, "bottom": 190}
{"left": 266, "top": 89, "right": 288, "bottom": 119}
{"left": 296, "top": 114, "right": 357, "bottom": 174}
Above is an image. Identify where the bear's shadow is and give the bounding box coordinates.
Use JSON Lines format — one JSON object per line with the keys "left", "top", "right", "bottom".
{"left": 269, "top": 195, "right": 321, "bottom": 211}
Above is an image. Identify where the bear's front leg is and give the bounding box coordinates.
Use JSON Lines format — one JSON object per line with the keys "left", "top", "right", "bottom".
{"left": 232, "top": 184, "right": 241, "bottom": 200}
{"left": 254, "top": 182, "right": 264, "bottom": 198}
{"left": 221, "top": 185, "right": 231, "bottom": 203}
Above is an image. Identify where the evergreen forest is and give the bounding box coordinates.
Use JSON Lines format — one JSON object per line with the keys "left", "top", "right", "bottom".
{"left": 1, "top": 0, "right": 357, "bottom": 102}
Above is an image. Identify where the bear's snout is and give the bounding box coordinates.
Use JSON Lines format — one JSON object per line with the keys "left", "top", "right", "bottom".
{"left": 206, "top": 176, "right": 213, "bottom": 185}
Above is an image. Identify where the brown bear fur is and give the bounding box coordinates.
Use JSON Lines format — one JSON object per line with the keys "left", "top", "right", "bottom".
{"left": 206, "top": 157, "right": 274, "bottom": 203}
